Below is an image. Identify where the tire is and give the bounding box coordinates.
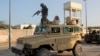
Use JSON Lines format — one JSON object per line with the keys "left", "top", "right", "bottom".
{"left": 35, "top": 48, "right": 51, "bottom": 56}
{"left": 72, "top": 43, "right": 83, "bottom": 56}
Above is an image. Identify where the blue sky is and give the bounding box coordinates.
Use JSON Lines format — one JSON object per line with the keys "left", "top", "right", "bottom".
{"left": 0, "top": 0, "right": 100, "bottom": 27}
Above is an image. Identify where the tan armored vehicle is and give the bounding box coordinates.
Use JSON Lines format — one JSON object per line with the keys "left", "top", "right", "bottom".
{"left": 12, "top": 1, "right": 83, "bottom": 56}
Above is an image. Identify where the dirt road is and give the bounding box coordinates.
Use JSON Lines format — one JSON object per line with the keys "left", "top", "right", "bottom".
{"left": 0, "top": 43, "right": 100, "bottom": 56}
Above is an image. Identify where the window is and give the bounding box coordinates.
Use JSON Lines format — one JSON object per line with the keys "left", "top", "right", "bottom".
{"left": 35, "top": 26, "right": 47, "bottom": 33}
{"left": 64, "top": 27, "right": 73, "bottom": 33}
{"left": 51, "top": 27, "right": 60, "bottom": 33}
{"left": 74, "top": 27, "right": 82, "bottom": 32}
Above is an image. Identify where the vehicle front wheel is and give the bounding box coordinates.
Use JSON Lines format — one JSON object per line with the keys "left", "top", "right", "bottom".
{"left": 72, "top": 43, "right": 83, "bottom": 56}
{"left": 35, "top": 48, "right": 51, "bottom": 56}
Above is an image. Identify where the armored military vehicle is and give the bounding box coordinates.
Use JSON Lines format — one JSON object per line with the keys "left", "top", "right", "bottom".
{"left": 12, "top": 1, "right": 83, "bottom": 56}
{"left": 84, "top": 28, "right": 100, "bottom": 44}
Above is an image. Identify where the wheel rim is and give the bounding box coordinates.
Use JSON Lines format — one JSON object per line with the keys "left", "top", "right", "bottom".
{"left": 75, "top": 44, "right": 83, "bottom": 56}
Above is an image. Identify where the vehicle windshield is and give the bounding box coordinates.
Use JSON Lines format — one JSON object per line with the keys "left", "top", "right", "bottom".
{"left": 35, "top": 26, "right": 47, "bottom": 33}
{"left": 64, "top": 27, "right": 73, "bottom": 33}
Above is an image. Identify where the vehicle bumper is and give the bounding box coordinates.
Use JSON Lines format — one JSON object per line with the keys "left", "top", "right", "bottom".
{"left": 11, "top": 47, "right": 23, "bottom": 55}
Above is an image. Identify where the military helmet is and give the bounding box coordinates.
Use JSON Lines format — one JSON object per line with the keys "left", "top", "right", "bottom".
{"left": 40, "top": 3, "right": 44, "bottom": 7}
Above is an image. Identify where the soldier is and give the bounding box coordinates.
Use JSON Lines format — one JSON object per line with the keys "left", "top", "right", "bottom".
{"left": 40, "top": 3, "right": 48, "bottom": 18}
{"left": 32, "top": 3, "right": 49, "bottom": 25}
{"left": 40, "top": 3, "right": 49, "bottom": 25}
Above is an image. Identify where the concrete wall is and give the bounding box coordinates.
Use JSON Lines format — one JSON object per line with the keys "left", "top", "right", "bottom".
{"left": 0, "top": 29, "right": 34, "bottom": 43}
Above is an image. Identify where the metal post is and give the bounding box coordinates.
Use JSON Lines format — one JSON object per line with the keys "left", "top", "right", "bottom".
{"left": 9, "top": 0, "right": 11, "bottom": 49}
{"left": 64, "top": 9, "right": 66, "bottom": 25}
{"left": 84, "top": 0, "right": 88, "bottom": 34}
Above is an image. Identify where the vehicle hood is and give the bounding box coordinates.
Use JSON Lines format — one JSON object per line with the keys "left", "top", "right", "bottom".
{"left": 17, "top": 34, "right": 47, "bottom": 44}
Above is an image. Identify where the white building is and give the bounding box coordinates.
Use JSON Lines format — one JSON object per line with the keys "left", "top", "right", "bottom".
{"left": 14, "top": 23, "right": 36, "bottom": 29}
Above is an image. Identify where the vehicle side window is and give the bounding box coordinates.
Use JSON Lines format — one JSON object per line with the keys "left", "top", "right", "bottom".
{"left": 51, "top": 27, "right": 60, "bottom": 33}
{"left": 64, "top": 27, "right": 73, "bottom": 33}
{"left": 74, "top": 27, "right": 82, "bottom": 32}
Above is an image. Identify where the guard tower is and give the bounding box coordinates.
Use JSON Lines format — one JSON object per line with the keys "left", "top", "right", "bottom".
{"left": 64, "top": 1, "right": 82, "bottom": 25}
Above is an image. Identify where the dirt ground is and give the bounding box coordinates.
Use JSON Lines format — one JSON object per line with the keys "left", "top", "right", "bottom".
{"left": 0, "top": 43, "right": 100, "bottom": 56}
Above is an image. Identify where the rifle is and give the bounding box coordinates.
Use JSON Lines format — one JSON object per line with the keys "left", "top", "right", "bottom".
{"left": 32, "top": 10, "right": 41, "bottom": 17}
